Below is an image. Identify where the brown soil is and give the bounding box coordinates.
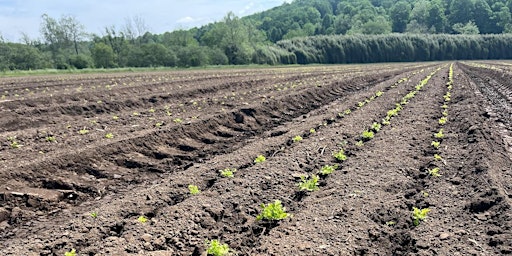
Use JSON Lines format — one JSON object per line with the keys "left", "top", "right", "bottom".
{"left": 0, "top": 62, "right": 510, "bottom": 255}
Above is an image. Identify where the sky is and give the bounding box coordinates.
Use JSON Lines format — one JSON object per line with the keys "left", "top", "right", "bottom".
{"left": 0, "top": 0, "right": 291, "bottom": 42}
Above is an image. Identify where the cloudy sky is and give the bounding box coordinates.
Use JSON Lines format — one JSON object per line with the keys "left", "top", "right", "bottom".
{"left": 0, "top": 0, "right": 291, "bottom": 42}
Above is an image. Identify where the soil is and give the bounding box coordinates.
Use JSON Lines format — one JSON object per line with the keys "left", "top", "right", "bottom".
{"left": 0, "top": 62, "right": 510, "bottom": 255}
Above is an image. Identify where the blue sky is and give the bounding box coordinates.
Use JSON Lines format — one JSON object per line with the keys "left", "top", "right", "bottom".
{"left": 0, "top": 0, "right": 291, "bottom": 42}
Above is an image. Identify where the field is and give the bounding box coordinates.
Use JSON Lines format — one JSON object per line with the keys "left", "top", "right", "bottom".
{"left": 0, "top": 62, "right": 511, "bottom": 255}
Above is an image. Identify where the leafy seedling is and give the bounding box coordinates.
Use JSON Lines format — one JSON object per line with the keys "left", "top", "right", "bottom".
{"left": 79, "top": 128, "right": 89, "bottom": 135}
{"left": 188, "top": 185, "right": 200, "bottom": 195}
{"left": 10, "top": 140, "right": 21, "bottom": 149}
{"left": 256, "top": 200, "right": 290, "bottom": 221}
{"left": 439, "top": 117, "right": 447, "bottom": 125}
{"left": 309, "top": 128, "right": 316, "bottom": 134}
{"left": 431, "top": 141, "right": 441, "bottom": 149}
{"left": 90, "top": 212, "right": 98, "bottom": 218}
{"left": 355, "top": 140, "right": 364, "bottom": 147}
{"left": 112, "top": 115, "right": 119, "bottom": 120}
{"left": 371, "top": 122, "right": 382, "bottom": 132}
{"left": 46, "top": 136, "right": 56, "bottom": 142}
{"left": 412, "top": 207, "right": 430, "bottom": 226}
{"left": 375, "top": 91, "right": 384, "bottom": 97}
{"left": 298, "top": 175, "right": 320, "bottom": 192}
{"left": 220, "top": 168, "right": 236, "bottom": 178}
{"left": 105, "top": 133, "right": 114, "bottom": 139}
{"left": 434, "top": 129, "right": 444, "bottom": 139}
{"left": 319, "top": 164, "right": 338, "bottom": 175}
{"left": 333, "top": 149, "right": 347, "bottom": 161}
{"left": 344, "top": 109, "right": 351, "bottom": 115}
{"left": 138, "top": 215, "right": 148, "bottom": 223}
{"left": 428, "top": 167, "right": 441, "bottom": 177}
{"left": 362, "top": 130, "right": 374, "bottom": 141}
{"left": 292, "top": 135, "right": 303, "bottom": 143}
{"left": 65, "top": 249, "right": 77, "bottom": 256}
{"left": 434, "top": 154, "right": 443, "bottom": 161}
{"left": 173, "top": 118, "right": 183, "bottom": 123}
{"left": 205, "top": 239, "right": 231, "bottom": 256}
{"left": 254, "top": 155, "right": 266, "bottom": 163}
{"left": 357, "top": 102, "right": 365, "bottom": 108}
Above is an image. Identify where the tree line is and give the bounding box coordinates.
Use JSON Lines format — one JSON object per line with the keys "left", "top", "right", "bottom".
{"left": 1, "top": 0, "right": 512, "bottom": 71}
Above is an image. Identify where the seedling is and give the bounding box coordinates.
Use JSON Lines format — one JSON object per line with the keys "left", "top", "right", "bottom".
{"left": 344, "top": 109, "right": 351, "bottom": 115}
{"left": 434, "top": 129, "right": 444, "bottom": 139}
{"left": 132, "top": 112, "right": 140, "bottom": 116}
{"left": 64, "top": 249, "right": 77, "bottom": 256}
{"left": 112, "top": 115, "right": 119, "bottom": 120}
{"left": 298, "top": 175, "right": 320, "bottom": 192}
{"left": 434, "top": 154, "right": 443, "bottom": 161}
{"left": 155, "top": 122, "right": 163, "bottom": 127}
{"left": 90, "top": 212, "right": 98, "bottom": 218}
{"left": 220, "top": 168, "right": 236, "bottom": 178}
{"left": 428, "top": 167, "right": 441, "bottom": 177}
{"left": 79, "top": 128, "right": 89, "bottom": 135}
{"left": 371, "top": 122, "right": 382, "bottom": 132}
{"left": 188, "top": 185, "right": 200, "bottom": 195}
{"left": 386, "top": 221, "right": 396, "bottom": 226}
{"left": 362, "top": 130, "right": 374, "bottom": 141}
{"left": 333, "top": 149, "right": 347, "bottom": 161}
{"left": 149, "top": 108, "right": 156, "bottom": 113}
{"left": 10, "top": 140, "right": 20, "bottom": 149}
{"left": 292, "top": 135, "right": 303, "bottom": 142}
{"left": 375, "top": 91, "right": 383, "bottom": 97}
{"left": 46, "top": 136, "right": 56, "bottom": 142}
{"left": 173, "top": 118, "right": 183, "bottom": 123}
{"left": 431, "top": 141, "right": 441, "bottom": 149}
{"left": 442, "top": 110, "right": 448, "bottom": 117}
{"left": 357, "top": 102, "right": 365, "bottom": 108}
{"left": 138, "top": 215, "right": 148, "bottom": 223}
{"left": 355, "top": 140, "right": 364, "bottom": 147}
{"left": 319, "top": 164, "right": 338, "bottom": 175}
{"left": 105, "top": 133, "right": 114, "bottom": 139}
{"left": 256, "top": 200, "right": 290, "bottom": 221}
{"left": 439, "top": 117, "right": 447, "bottom": 125}
{"left": 309, "top": 128, "right": 316, "bottom": 134}
{"left": 205, "top": 239, "right": 231, "bottom": 256}
{"left": 254, "top": 155, "right": 266, "bottom": 163}
{"left": 412, "top": 207, "right": 430, "bottom": 226}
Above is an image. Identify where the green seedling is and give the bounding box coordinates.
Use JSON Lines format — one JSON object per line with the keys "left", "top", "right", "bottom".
{"left": 173, "top": 118, "right": 183, "bottom": 123}
{"left": 205, "top": 239, "right": 231, "bottom": 256}
{"left": 105, "top": 133, "right": 114, "bottom": 139}
{"left": 428, "top": 167, "right": 441, "bottom": 177}
{"left": 112, "top": 115, "right": 119, "bottom": 120}
{"left": 439, "top": 117, "right": 447, "bottom": 125}
{"left": 79, "top": 128, "right": 89, "bottom": 135}
{"left": 434, "top": 154, "right": 443, "bottom": 161}
{"left": 441, "top": 104, "right": 448, "bottom": 109}
{"left": 155, "top": 122, "right": 163, "bottom": 127}
{"left": 371, "top": 122, "right": 382, "bottom": 132}
{"left": 309, "top": 128, "right": 316, "bottom": 134}
{"left": 431, "top": 141, "right": 441, "bottom": 149}
{"left": 46, "top": 136, "right": 56, "bottom": 142}
{"left": 434, "top": 129, "right": 444, "bottom": 139}
{"left": 357, "top": 102, "right": 365, "bottom": 108}
{"left": 132, "top": 112, "right": 140, "bottom": 116}
{"left": 319, "top": 164, "right": 338, "bottom": 175}
{"left": 64, "top": 249, "right": 77, "bottom": 256}
{"left": 220, "top": 168, "right": 236, "bottom": 178}
{"left": 292, "top": 135, "right": 303, "bottom": 142}
{"left": 254, "top": 155, "right": 266, "bottom": 163}
{"left": 442, "top": 110, "right": 448, "bottom": 117}
{"left": 256, "top": 200, "right": 290, "bottom": 221}
{"left": 412, "top": 207, "right": 430, "bottom": 226}
{"left": 344, "top": 109, "right": 351, "bottom": 115}
{"left": 298, "top": 175, "right": 320, "bottom": 192}
{"left": 10, "top": 140, "right": 21, "bottom": 149}
{"left": 375, "top": 91, "right": 383, "bottom": 97}
{"left": 386, "top": 221, "right": 396, "bottom": 226}
{"left": 333, "top": 149, "right": 347, "bottom": 161}
{"left": 149, "top": 108, "right": 156, "bottom": 113}
{"left": 138, "top": 215, "right": 148, "bottom": 223}
{"left": 188, "top": 185, "right": 200, "bottom": 195}
{"left": 90, "top": 212, "right": 98, "bottom": 218}
{"left": 362, "top": 130, "right": 375, "bottom": 141}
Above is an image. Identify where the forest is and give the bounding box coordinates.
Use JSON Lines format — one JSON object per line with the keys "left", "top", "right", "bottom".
{"left": 1, "top": 0, "right": 512, "bottom": 71}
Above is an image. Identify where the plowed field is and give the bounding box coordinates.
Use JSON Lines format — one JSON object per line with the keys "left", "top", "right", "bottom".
{"left": 1, "top": 62, "right": 511, "bottom": 255}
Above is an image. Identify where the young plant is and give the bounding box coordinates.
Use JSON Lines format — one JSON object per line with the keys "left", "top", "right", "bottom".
{"left": 431, "top": 141, "right": 441, "bottom": 149}
{"left": 344, "top": 109, "right": 351, "bottom": 115}
{"left": 112, "top": 115, "right": 119, "bottom": 120}
{"left": 138, "top": 215, "right": 148, "bottom": 223}
{"left": 45, "top": 136, "right": 56, "bottom": 142}
{"left": 292, "top": 135, "right": 303, "bottom": 142}
{"left": 298, "top": 175, "right": 320, "bottom": 192}
{"left": 10, "top": 140, "right": 21, "bottom": 149}
{"left": 64, "top": 249, "right": 77, "bottom": 256}
{"left": 205, "top": 239, "right": 231, "bottom": 256}
{"left": 439, "top": 117, "right": 447, "bottom": 125}
{"left": 434, "top": 129, "right": 444, "bottom": 139}
{"left": 318, "top": 164, "right": 338, "bottom": 175}
{"left": 362, "top": 130, "right": 375, "bottom": 141}
{"left": 188, "top": 185, "right": 200, "bottom": 195}
{"left": 412, "top": 207, "right": 430, "bottom": 226}
{"left": 79, "top": 128, "right": 89, "bottom": 135}
{"left": 254, "top": 155, "right": 266, "bottom": 163}
{"left": 309, "top": 128, "right": 316, "bottom": 134}
{"left": 256, "top": 200, "right": 290, "bottom": 221}
{"left": 371, "top": 122, "right": 382, "bottom": 132}
{"left": 220, "top": 168, "right": 236, "bottom": 178}
{"left": 105, "top": 133, "right": 114, "bottom": 139}
{"left": 434, "top": 154, "right": 443, "bottom": 161}
{"left": 428, "top": 167, "right": 441, "bottom": 177}
{"left": 173, "top": 118, "right": 183, "bottom": 123}
{"left": 333, "top": 149, "right": 347, "bottom": 161}
{"left": 90, "top": 212, "right": 98, "bottom": 218}
{"left": 375, "top": 91, "right": 383, "bottom": 97}
{"left": 355, "top": 140, "right": 364, "bottom": 147}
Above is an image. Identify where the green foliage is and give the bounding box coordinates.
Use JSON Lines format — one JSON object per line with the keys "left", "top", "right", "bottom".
{"left": 138, "top": 215, "right": 148, "bottom": 223}
{"left": 434, "top": 154, "right": 443, "bottom": 161}
{"left": 79, "top": 128, "right": 89, "bottom": 135}
{"left": 429, "top": 167, "right": 441, "bottom": 177}
{"left": 220, "top": 168, "right": 236, "bottom": 178}
{"left": 64, "top": 249, "right": 77, "bottom": 256}
{"left": 205, "top": 239, "right": 231, "bottom": 256}
{"left": 188, "top": 185, "right": 200, "bottom": 195}
{"left": 319, "top": 164, "right": 338, "bottom": 175}
{"left": 298, "top": 175, "right": 320, "bottom": 192}
{"left": 173, "top": 118, "right": 183, "bottom": 123}
{"left": 254, "top": 155, "right": 266, "bottom": 163}
{"left": 371, "top": 122, "right": 382, "bottom": 132}
{"left": 256, "top": 200, "right": 290, "bottom": 221}
{"left": 90, "top": 212, "right": 98, "bottom": 218}
{"left": 412, "top": 207, "right": 430, "bottom": 226}
{"left": 362, "top": 130, "right": 375, "bottom": 141}
{"left": 333, "top": 149, "right": 348, "bottom": 161}
{"left": 434, "top": 129, "right": 444, "bottom": 139}
{"left": 309, "top": 128, "right": 316, "bottom": 134}
{"left": 105, "top": 133, "right": 114, "bottom": 139}
{"left": 431, "top": 141, "right": 441, "bottom": 149}
{"left": 438, "top": 117, "right": 447, "bottom": 125}
{"left": 292, "top": 135, "right": 303, "bottom": 142}
{"left": 355, "top": 140, "right": 364, "bottom": 147}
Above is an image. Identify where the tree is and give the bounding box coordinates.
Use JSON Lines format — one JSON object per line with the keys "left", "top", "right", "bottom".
{"left": 91, "top": 42, "right": 115, "bottom": 68}
{"left": 449, "top": 0, "right": 475, "bottom": 27}
{"left": 473, "top": 0, "right": 493, "bottom": 33}
{"left": 390, "top": 1, "right": 412, "bottom": 33}
{"left": 453, "top": 21, "right": 480, "bottom": 34}
{"left": 427, "top": 0, "right": 447, "bottom": 33}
